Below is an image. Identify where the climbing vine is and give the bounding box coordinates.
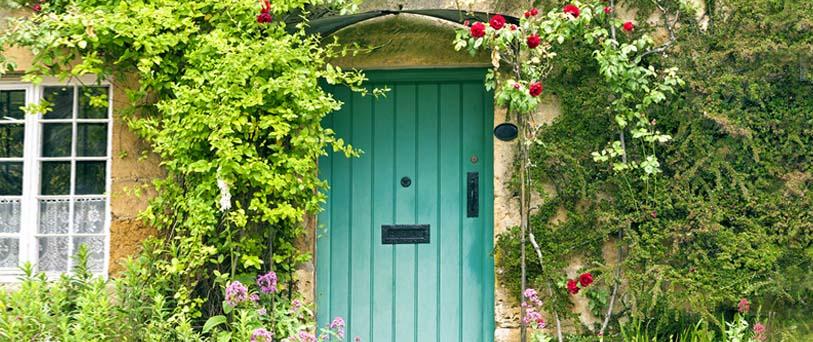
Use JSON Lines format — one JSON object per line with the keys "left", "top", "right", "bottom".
{"left": 0, "top": 0, "right": 364, "bottom": 339}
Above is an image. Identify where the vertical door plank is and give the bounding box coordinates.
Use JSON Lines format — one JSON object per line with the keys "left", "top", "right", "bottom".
{"left": 438, "top": 83, "right": 462, "bottom": 342}
{"left": 394, "top": 84, "right": 417, "bottom": 342}
{"left": 461, "top": 82, "right": 485, "bottom": 342}
{"left": 371, "top": 86, "right": 396, "bottom": 342}
{"left": 349, "top": 91, "right": 373, "bottom": 341}
{"left": 315, "top": 85, "right": 336, "bottom": 328}
{"left": 329, "top": 85, "right": 353, "bottom": 328}
{"left": 416, "top": 83, "right": 439, "bottom": 342}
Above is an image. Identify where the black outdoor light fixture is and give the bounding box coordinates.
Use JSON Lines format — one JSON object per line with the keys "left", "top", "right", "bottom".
{"left": 493, "top": 122, "right": 519, "bottom": 141}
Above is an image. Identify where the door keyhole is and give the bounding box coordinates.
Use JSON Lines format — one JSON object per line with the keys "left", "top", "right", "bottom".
{"left": 400, "top": 176, "right": 412, "bottom": 188}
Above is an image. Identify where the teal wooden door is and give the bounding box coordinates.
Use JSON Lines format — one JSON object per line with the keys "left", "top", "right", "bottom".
{"left": 317, "top": 69, "right": 494, "bottom": 342}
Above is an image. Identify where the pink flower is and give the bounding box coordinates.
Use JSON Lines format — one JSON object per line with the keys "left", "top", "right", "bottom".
{"left": 513, "top": 83, "right": 521, "bottom": 90}
{"left": 567, "top": 279, "right": 580, "bottom": 294}
{"left": 32, "top": 4, "right": 41, "bottom": 12}
{"left": 563, "top": 4, "right": 580, "bottom": 18}
{"left": 529, "top": 82, "right": 543, "bottom": 97}
{"left": 579, "top": 272, "right": 593, "bottom": 287}
{"left": 330, "top": 317, "right": 346, "bottom": 339}
{"left": 524, "top": 11, "right": 531, "bottom": 18}
{"left": 297, "top": 331, "right": 317, "bottom": 342}
{"left": 623, "top": 21, "right": 635, "bottom": 32}
{"left": 489, "top": 14, "right": 506, "bottom": 30}
{"left": 225, "top": 281, "right": 249, "bottom": 306}
{"left": 753, "top": 322, "right": 767, "bottom": 341}
{"left": 470, "top": 22, "right": 486, "bottom": 38}
{"left": 738, "top": 298, "right": 750, "bottom": 313}
{"left": 257, "top": 271, "right": 278, "bottom": 294}
{"left": 510, "top": 24, "right": 517, "bottom": 31}
{"left": 251, "top": 328, "right": 274, "bottom": 342}
{"left": 463, "top": 20, "right": 470, "bottom": 26}
{"left": 604, "top": 7, "right": 613, "bottom": 15}
{"left": 527, "top": 34, "right": 541, "bottom": 49}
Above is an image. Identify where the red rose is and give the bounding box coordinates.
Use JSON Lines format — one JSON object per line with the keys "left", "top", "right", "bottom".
{"left": 470, "top": 22, "right": 486, "bottom": 38}
{"left": 513, "top": 83, "right": 521, "bottom": 89}
{"left": 604, "top": 6, "right": 612, "bottom": 14}
{"left": 524, "top": 11, "right": 531, "bottom": 18}
{"left": 257, "top": 12, "right": 272, "bottom": 23}
{"left": 579, "top": 272, "right": 593, "bottom": 287}
{"left": 530, "top": 8, "right": 539, "bottom": 16}
{"left": 563, "top": 4, "right": 580, "bottom": 18}
{"left": 463, "top": 20, "right": 470, "bottom": 26}
{"left": 527, "top": 34, "right": 541, "bottom": 49}
{"left": 623, "top": 21, "right": 634, "bottom": 32}
{"left": 489, "top": 14, "right": 506, "bottom": 30}
{"left": 510, "top": 24, "right": 517, "bottom": 31}
{"left": 567, "top": 279, "right": 580, "bottom": 295}
{"left": 32, "top": 4, "right": 41, "bottom": 12}
{"left": 529, "top": 82, "right": 543, "bottom": 97}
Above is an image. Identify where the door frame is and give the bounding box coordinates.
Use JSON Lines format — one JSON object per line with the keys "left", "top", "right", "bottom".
{"left": 316, "top": 67, "right": 495, "bottom": 340}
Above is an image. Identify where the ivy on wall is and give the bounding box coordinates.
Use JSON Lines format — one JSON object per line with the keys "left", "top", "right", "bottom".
{"left": 495, "top": 0, "right": 812, "bottom": 336}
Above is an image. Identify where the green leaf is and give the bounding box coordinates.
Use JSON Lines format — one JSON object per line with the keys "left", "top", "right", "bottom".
{"left": 202, "top": 315, "right": 227, "bottom": 333}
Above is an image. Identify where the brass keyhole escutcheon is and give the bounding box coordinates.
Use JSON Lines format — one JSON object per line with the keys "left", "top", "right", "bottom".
{"left": 470, "top": 154, "right": 479, "bottom": 164}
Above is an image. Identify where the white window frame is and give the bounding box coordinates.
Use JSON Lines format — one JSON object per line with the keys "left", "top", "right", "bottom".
{"left": 0, "top": 75, "right": 112, "bottom": 282}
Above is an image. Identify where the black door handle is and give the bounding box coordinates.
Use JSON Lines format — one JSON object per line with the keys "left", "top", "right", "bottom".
{"left": 467, "top": 172, "right": 479, "bottom": 217}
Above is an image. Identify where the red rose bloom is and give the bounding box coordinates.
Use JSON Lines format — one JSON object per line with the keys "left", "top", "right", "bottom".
{"left": 567, "top": 279, "right": 580, "bottom": 295}
{"left": 563, "top": 4, "right": 580, "bottom": 18}
{"left": 604, "top": 6, "right": 612, "bottom": 14}
{"left": 524, "top": 11, "right": 531, "bottom": 18}
{"left": 470, "top": 22, "right": 486, "bottom": 38}
{"left": 489, "top": 14, "right": 506, "bottom": 30}
{"left": 257, "top": 12, "right": 272, "bottom": 23}
{"left": 579, "top": 272, "right": 593, "bottom": 287}
{"left": 32, "top": 4, "right": 41, "bottom": 12}
{"left": 530, "top": 8, "right": 539, "bottom": 16}
{"left": 529, "top": 82, "right": 543, "bottom": 97}
{"left": 623, "top": 21, "right": 635, "bottom": 32}
{"left": 527, "top": 34, "right": 541, "bottom": 49}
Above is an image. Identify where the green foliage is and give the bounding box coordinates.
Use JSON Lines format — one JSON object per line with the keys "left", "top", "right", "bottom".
{"left": 493, "top": 0, "right": 813, "bottom": 338}
{"left": 0, "top": 246, "right": 126, "bottom": 341}
{"left": 0, "top": 0, "right": 364, "bottom": 338}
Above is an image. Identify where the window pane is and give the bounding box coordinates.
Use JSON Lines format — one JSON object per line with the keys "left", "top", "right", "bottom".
{"left": 39, "top": 199, "right": 70, "bottom": 234}
{"left": 78, "top": 87, "right": 108, "bottom": 119}
{"left": 40, "top": 161, "right": 70, "bottom": 195}
{"left": 0, "top": 238, "right": 19, "bottom": 268}
{"left": 72, "top": 236, "right": 104, "bottom": 272}
{"left": 43, "top": 87, "right": 73, "bottom": 119}
{"left": 0, "top": 162, "right": 22, "bottom": 196}
{"left": 75, "top": 161, "right": 105, "bottom": 195}
{"left": 76, "top": 123, "right": 107, "bottom": 157}
{"left": 74, "top": 198, "right": 105, "bottom": 234}
{"left": 38, "top": 237, "right": 68, "bottom": 272}
{"left": 0, "top": 90, "right": 26, "bottom": 120}
{"left": 0, "top": 199, "right": 21, "bottom": 233}
{"left": 42, "top": 123, "right": 72, "bottom": 157}
{"left": 0, "top": 124, "right": 24, "bottom": 158}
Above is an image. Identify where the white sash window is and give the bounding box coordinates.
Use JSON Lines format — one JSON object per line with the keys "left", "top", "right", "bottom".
{"left": 0, "top": 79, "right": 111, "bottom": 281}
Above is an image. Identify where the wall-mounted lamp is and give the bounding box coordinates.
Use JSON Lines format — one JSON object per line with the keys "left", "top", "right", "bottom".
{"left": 493, "top": 123, "right": 518, "bottom": 141}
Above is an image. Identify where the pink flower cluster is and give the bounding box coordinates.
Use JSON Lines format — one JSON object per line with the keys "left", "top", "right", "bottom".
{"left": 257, "top": 271, "right": 278, "bottom": 294}
{"left": 251, "top": 327, "right": 274, "bottom": 342}
{"left": 225, "top": 281, "right": 250, "bottom": 306}
{"left": 521, "top": 288, "right": 546, "bottom": 329}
